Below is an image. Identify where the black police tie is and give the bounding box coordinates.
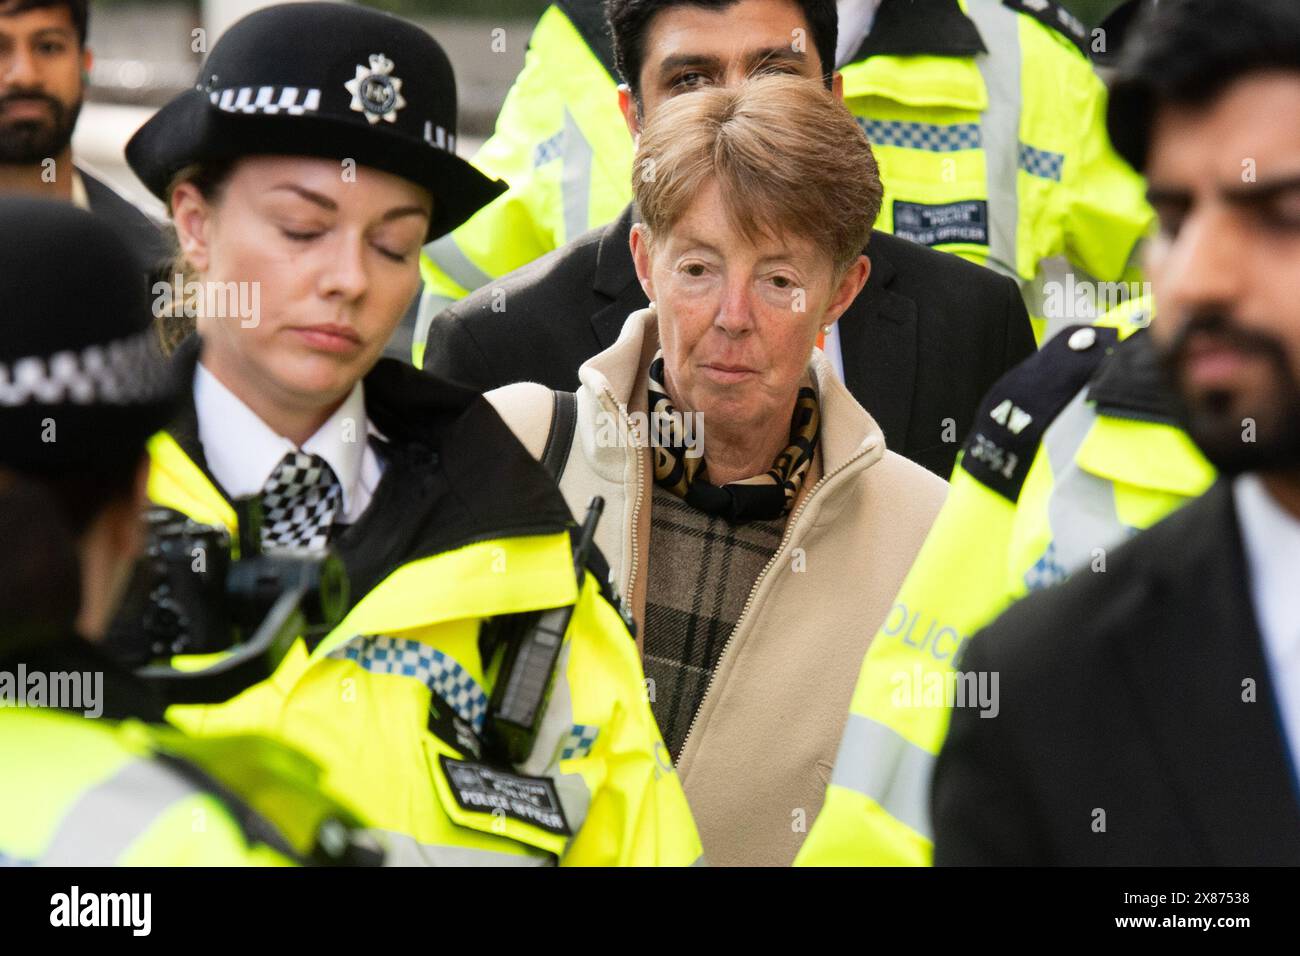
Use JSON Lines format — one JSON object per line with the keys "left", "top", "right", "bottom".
{"left": 259, "top": 451, "right": 342, "bottom": 552}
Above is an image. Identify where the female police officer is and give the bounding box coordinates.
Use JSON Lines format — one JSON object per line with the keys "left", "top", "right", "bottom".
{"left": 123, "top": 2, "right": 699, "bottom": 865}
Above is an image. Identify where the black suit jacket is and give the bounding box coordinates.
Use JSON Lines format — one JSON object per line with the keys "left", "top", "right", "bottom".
{"left": 79, "top": 167, "right": 172, "bottom": 282}
{"left": 423, "top": 205, "right": 1034, "bottom": 478}
{"left": 934, "top": 481, "right": 1300, "bottom": 865}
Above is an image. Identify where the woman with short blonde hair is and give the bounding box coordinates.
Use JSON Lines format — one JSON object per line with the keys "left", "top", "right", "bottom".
{"left": 489, "top": 74, "right": 947, "bottom": 865}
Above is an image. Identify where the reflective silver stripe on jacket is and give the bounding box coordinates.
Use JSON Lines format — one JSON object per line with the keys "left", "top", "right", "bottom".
{"left": 1023, "top": 389, "right": 1133, "bottom": 591}
{"left": 828, "top": 712, "right": 936, "bottom": 842}
{"left": 40, "top": 757, "right": 200, "bottom": 865}
{"left": 424, "top": 232, "right": 494, "bottom": 296}
{"left": 1028, "top": 256, "right": 1104, "bottom": 340}
{"left": 377, "top": 830, "right": 553, "bottom": 867}
{"left": 516, "top": 635, "right": 594, "bottom": 845}
{"left": 417, "top": 228, "right": 496, "bottom": 354}
{"left": 560, "top": 109, "right": 594, "bottom": 245}
{"left": 966, "top": 0, "right": 1022, "bottom": 285}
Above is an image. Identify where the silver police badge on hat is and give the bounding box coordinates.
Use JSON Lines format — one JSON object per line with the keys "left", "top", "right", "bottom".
{"left": 345, "top": 53, "right": 406, "bottom": 125}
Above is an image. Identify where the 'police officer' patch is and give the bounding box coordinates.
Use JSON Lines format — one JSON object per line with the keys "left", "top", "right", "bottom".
{"left": 892, "top": 200, "right": 989, "bottom": 248}
{"left": 439, "top": 756, "right": 572, "bottom": 837}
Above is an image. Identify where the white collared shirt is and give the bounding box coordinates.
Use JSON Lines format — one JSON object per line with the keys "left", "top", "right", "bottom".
{"left": 71, "top": 169, "right": 90, "bottom": 211}
{"left": 194, "top": 362, "right": 384, "bottom": 522}
{"left": 1233, "top": 473, "right": 1300, "bottom": 771}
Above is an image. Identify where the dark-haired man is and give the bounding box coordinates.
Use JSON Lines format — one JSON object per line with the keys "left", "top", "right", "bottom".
{"left": 0, "top": 0, "right": 167, "bottom": 275}
{"left": 416, "top": 0, "right": 1152, "bottom": 351}
{"left": 933, "top": 0, "right": 1300, "bottom": 865}
{"left": 420, "top": 0, "right": 1038, "bottom": 479}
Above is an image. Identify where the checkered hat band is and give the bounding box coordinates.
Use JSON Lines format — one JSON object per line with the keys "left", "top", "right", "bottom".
{"left": 260, "top": 451, "right": 341, "bottom": 552}
{"left": 0, "top": 330, "right": 172, "bottom": 408}
{"left": 205, "top": 86, "right": 457, "bottom": 155}
{"left": 210, "top": 85, "right": 322, "bottom": 116}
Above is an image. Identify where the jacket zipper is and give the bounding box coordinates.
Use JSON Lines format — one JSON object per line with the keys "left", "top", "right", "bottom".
{"left": 677, "top": 440, "right": 878, "bottom": 764}
{"left": 602, "top": 385, "right": 646, "bottom": 615}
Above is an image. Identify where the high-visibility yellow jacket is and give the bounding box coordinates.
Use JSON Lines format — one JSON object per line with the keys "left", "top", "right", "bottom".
{"left": 795, "top": 298, "right": 1216, "bottom": 865}
{"left": 150, "top": 344, "right": 702, "bottom": 866}
{"left": 413, "top": 1, "right": 631, "bottom": 365}
{"left": 415, "top": 0, "right": 1153, "bottom": 364}
{"left": 0, "top": 702, "right": 369, "bottom": 866}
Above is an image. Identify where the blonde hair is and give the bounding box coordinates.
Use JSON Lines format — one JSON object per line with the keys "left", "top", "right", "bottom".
{"left": 632, "top": 74, "right": 882, "bottom": 275}
{"left": 154, "top": 160, "right": 237, "bottom": 353}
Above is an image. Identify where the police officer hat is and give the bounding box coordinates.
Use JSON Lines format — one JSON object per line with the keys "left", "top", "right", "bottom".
{"left": 126, "top": 2, "right": 505, "bottom": 240}
{"left": 0, "top": 198, "right": 176, "bottom": 474}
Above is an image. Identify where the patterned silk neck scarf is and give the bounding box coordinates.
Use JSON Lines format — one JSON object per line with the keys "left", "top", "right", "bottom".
{"left": 647, "top": 351, "right": 820, "bottom": 524}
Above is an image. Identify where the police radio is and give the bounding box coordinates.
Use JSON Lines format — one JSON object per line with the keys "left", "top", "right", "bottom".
{"left": 483, "top": 497, "right": 604, "bottom": 765}
{"left": 105, "top": 501, "right": 349, "bottom": 705}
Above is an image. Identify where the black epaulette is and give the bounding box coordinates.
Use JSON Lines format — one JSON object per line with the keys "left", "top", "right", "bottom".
{"left": 1002, "top": 0, "right": 1091, "bottom": 57}
{"left": 557, "top": 0, "right": 619, "bottom": 83}
{"left": 959, "top": 324, "right": 1120, "bottom": 502}
{"left": 1088, "top": 327, "right": 1183, "bottom": 425}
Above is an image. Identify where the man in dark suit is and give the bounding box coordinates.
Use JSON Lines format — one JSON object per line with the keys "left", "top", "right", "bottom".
{"left": 422, "top": 0, "right": 1035, "bottom": 479}
{"left": 933, "top": 0, "right": 1300, "bottom": 866}
{"left": 78, "top": 167, "right": 169, "bottom": 274}
{"left": 0, "top": 0, "right": 168, "bottom": 276}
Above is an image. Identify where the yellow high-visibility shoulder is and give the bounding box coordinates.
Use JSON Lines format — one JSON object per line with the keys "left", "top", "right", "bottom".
{"left": 1077, "top": 417, "right": 1216, "bottom": 503}
{"left": 147, "top": 431, "right": 238, "bottom": 542}
{"left": 841, "top": 53, "right": 987, "bottom": 111}
{"left": 312, "top": 531, "right": 579, "bottom": 660}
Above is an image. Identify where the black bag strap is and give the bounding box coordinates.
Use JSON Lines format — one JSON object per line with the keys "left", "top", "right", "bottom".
{"left": 541, "top": 390, "right": 577, "bottom": 481}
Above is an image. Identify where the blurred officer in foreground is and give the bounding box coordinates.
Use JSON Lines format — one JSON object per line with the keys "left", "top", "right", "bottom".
{"left": 123, "top": 3, "right": 701, "bottom": 865}
{"left": 799, "top": 5, "right": 1222, "bottom": 867}
{"left": 0, "top": 199, "right": 376, "bottom": 866}
{"left": 797, "top": 299, "right": 1216, "bottom": 864}
{"left": 933, "top": 0, "right": 1300, "bottom": 864}
{"left": 423, "top": 0, "right": 1035, "bottom": 481}
{"left": 416, "top": 0, "right": 1151, "bottom": 344}
{"left": 0, "top": 0, "right": 168, "bottom": 275}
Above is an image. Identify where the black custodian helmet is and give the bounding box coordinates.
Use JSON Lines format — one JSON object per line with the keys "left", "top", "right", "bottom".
{"left": 0, "top": 198, "right": 176, "bottom": 474}
{"left": 126, "top": 2, "right": 506, "bottom": 240}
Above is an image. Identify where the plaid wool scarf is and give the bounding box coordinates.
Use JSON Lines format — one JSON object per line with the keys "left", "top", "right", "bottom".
{"left": 647, "top": 350, "right": 820, "bottom": 524}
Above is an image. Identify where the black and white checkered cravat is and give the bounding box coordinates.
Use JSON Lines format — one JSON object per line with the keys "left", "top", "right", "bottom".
{"left": 259, "top": 451, "right": 342, "bottom": 551}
